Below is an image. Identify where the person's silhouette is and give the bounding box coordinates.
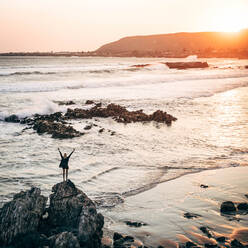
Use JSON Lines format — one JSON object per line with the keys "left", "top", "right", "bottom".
{"left": 58, "top": 148, "right": 75, "bottom": 182}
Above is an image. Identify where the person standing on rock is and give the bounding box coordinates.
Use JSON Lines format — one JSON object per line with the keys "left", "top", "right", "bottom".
{"left": 58, "top": 148, "right": 75, "bottom": 182}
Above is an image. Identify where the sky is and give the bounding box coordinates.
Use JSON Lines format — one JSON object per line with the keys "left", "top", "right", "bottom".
{"left": 0, "top": 0, "right": 248, "bottom": 52}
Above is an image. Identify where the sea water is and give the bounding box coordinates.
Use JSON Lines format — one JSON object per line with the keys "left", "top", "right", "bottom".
{"left": 0, "top": 56, "right": 248, "bottom": 208}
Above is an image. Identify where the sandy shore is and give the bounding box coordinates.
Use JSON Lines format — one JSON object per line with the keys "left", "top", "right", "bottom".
{"left": 102, "top": 166, "right": 248, "bottom": 247}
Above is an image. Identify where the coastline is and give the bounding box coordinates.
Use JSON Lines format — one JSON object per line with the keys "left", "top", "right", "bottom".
{"left": 102, "top": 166, "right": 248, "bottom": 247}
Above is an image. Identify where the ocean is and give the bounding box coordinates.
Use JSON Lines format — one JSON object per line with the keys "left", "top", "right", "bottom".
{"left": 1, "top": 56, "right": 248, "bottom": 208}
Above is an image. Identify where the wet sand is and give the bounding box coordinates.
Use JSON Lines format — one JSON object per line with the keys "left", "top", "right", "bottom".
{"left": 102, "top": 166, "right": 248, "bottom": 247}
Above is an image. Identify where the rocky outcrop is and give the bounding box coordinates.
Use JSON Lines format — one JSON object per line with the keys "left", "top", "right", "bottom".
{"left": 12, "top": 102, "right": 177, "bottom": 139}
{"left": 0, "top": 187, "right": 47, "bottom": 246}
{"left": 165, "top": 61, "right": 209, "bottom": 69}
{"left": 44, "top": 180, "right": 104, "bottom": 248}
{"left": 0, "top": 181, "right": 104, "bottom": 248}
{"left": 33, "top": 120, "right": 83, "bottom": 139}
{"left": 65, "top": 103, "right": 177, "bottom": 125}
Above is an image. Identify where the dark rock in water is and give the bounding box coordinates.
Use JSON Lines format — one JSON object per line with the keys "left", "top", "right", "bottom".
{"left": 200, "top": 184, "right": 208, "bottom": 188}
{"left": 237, "top": 202, "right": 248, "bottom": 211}
{"left": 46, "top": 180, "right": 104, "bottom": 248}
{"left": 220, "top": 201, "right": 236, "bottom": 213}
{"left": 112, "top": 232, "right": 136, "bottom": 248}
{"left": 125, "top": 220, "right": 147, "bottom": 227}
{"left": 65, "top": 103, "right": 177, "bottom": 125}
{"left": 33, "top": 120, "right": 83, "bottom": 139}
{"left": 4, "top": 114, "right": 20, "bottom": 123}
{"left": 17, "top": 102, "right": 177, "bottom": 139}
{"left": 185, "top": 241, "right": 198, "bottom": 248}
{"left": 199, "top": 226, "right": 212, "bottom": 238}
{"left": 57, "top": 100, "right": 76, "bottom": 106}
{"left": 183, "top": 212, "right": 201, "bottom": 219}
{"left": 99, "top": 128, "right": 104, "bottom": 133}
{"left": 113, "top": 232, "right": 123, "bottom": 241}
{"left": 0, "top": 187, "right": 47, "bottom": 246}
{"left": 165, "top": 61, "right": 209, "bottom": 69}
{"left": 231, "top": 239, "right": 245, "bottom": 248}
{"left": 85, "top": 100, "right": 95, "bottom": 104}
{"left": 95, "top": 102, "right": 102, "bottom": 107}
{"left": 49, "top": 232, "right": 80, "bottom": 248}
{"left": 204, "top": 244, "right": 217, "bottom": 248}
{"left": 84, "top": 124, "right": 93, "bottom": 130}
{"left": 216, "top": 236, "right": 226, "bottom": 242}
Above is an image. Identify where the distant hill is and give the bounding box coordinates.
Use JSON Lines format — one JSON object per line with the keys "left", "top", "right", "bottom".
{"left": 96, "top": 30, "right": 248, "bottom": 58}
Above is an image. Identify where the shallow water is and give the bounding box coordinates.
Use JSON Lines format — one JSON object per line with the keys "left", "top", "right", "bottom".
{"left": 0, "top": 56, "right": 248, "bottom": 208}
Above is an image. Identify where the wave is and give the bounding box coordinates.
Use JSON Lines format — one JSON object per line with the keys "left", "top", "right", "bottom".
{"left": 0, "top": 71, "right": 56, "bottom": 77}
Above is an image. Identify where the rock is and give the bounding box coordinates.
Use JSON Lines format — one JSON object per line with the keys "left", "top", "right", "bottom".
{"left": 84, "top": 124, "right": 93, "bottom": 130}
{"left": 17, "top": 102, "right": 177, "bottom": 139}
{"left": 33, "top": 120, "right": 83, "bottom": 139}
{"left": 220, "top": 201, "right": 236, "bottom": 213}
{"left": 200, "top": 226, "right": 212, "bottom": 238}
{"left": 237, "top": 202, "right": 248, "bottom": 211}
{"left": 46, "top": 180, "right": 104, "bottom": 248}
{"left": 216, "top": 236, "right": 226, "bottom": 242}
{"left": 185, "top": 241, "right": 198, "bottom": 248}
{"left": 57, "top": 101, "right": 75, "bottom": 106}
{"left": 113, "top": 232, "right": 124, "bottom": 241}
{"left": 165, "top": 62, "right": 209, "bottom": 69}
{"left": 65, "top": 103, "right": 177, "bottom": 125}
{"left": 4, "top": 114, "right": 20, "bottom": 123}
{"left": 183, "top": 212, "right": 201, "bottom": 219}
{"left": 231, "top": 239, "right": 245, "bottom": 248}
{"left": 0, "top": 187, "right": 47, "bottom": 246}
{"left": 204, "top": 244, "right": 217, "bottom": 248}
{"left": 245, "top": 194, "right": 248, "bottom": 199}
{"left": 200, "top": 184, "right": 208, "bottom": 188}
{"left": 50, "top": 232, "right": 80, "bottom": 248}
{"left": 99, "top": 128, "right": 104, "bottom": 133}
{"left": 124, "top": 221, "right": 147, "bottom": 227}
{"left": 85, "top": 100, "right": 94, "bottom": 104}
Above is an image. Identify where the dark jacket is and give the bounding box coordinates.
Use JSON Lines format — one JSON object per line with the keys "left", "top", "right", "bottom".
{"left": 59, "top": 150, "right": 74, "bottom": 169}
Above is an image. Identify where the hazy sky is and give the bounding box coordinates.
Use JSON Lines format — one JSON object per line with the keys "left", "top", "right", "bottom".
{"left": 0, "top": 0, "right": 248, "bottom": 52}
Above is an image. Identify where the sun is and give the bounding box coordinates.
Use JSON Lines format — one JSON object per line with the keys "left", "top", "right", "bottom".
{"left": 211, "top": 3, "right": 248, "bottom": 33}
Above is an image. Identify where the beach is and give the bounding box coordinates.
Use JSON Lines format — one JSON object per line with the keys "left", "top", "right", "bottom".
{"left": 102, "top": 166, "right": 248, "bottom": 247}
{"left": 0, "top": 56, "right": 248, "bottom": 246}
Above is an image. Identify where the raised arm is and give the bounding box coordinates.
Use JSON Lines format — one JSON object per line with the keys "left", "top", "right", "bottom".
{"left": 58, "top": 148, "right": 63, "bottom": 159}
{"left": 68, "top": 148, "right": 75, "bottom": 158}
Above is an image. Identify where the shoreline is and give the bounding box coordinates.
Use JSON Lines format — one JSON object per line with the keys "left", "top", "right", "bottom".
{"left": 102, "top": 166, "right": 248, "bottom": 247}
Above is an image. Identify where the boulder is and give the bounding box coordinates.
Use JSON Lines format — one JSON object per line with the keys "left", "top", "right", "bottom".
{"left": 57, "top": 101, "right": 76, "bottom": 106}
{"left": 231, "top": 239, "right": 245, "bottom": 248}
{"left": 4, "top": 114, "right": 20, "bottom": 123}
{"left": 237, "top": 202, "right": 248, "bottom": 211}
{"left": 124, "top": 220, "right": 147, "bottom": 227}
{"left": 165, "top": 62, "right": 209, "bottom": 69}
{"left": 183, "top": 212, "right": 201, "bottom": 219}
{"left": 46, "top": 180, "right": 104, "bottom": 248}
{"left": 85, "top": 100, "right": 95, "bottom": 105}
{"left": 220, "top": 201, "right": 236, "bottom": 213}
{"left": 0, "top": 187, "right": 47, "bottom": 246}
